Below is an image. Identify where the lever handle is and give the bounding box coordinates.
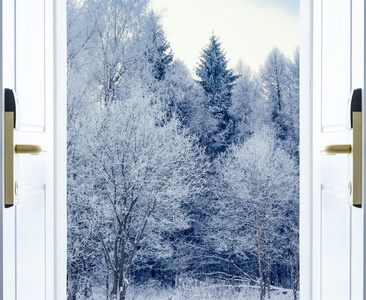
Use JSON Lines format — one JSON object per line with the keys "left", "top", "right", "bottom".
{"left": 15, "top": 144, "right": 46, "bottom": 155}
{"left": 321, "top": 144, "right": 352, "bottom": 155}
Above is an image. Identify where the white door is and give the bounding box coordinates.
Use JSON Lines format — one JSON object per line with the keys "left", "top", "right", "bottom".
{"left": 0, "top": 1, "right": 66, "bottom": 299}
{"left": 311, "top": 0, "right": 364, "bottom": 299}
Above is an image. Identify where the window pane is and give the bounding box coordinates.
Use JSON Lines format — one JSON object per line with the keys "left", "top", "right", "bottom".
{"left": 67, "top": 1, "right": 299, "bottom": 299}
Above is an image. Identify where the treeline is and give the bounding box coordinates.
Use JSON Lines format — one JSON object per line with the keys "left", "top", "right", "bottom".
{"left": 67, "top": 1, "right": 299, "bottom": 300}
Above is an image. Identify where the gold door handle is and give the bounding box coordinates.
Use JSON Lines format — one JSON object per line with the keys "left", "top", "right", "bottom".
{"left": 319, "top": 112, "right": 361, "bottom": 207}
{"left": 4, "top": 89, "right": 47, "bottom": 208}
{"left": 321, "top": 144, "right": 352, "bottom": 154}
{"left": 15, "top": 144, "right": 46, "bottom": 155}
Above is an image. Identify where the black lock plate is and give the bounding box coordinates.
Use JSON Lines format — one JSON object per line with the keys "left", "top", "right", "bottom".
{"left": 5, "top": 88, "right": 20, "bottom": 129}
{"left": 347, "top": 88, "right": 362, "bottom": 130}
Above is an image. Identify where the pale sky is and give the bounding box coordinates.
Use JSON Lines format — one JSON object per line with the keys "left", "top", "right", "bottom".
{"left": 149, "top": 0, "right": 299, "bottom": 73}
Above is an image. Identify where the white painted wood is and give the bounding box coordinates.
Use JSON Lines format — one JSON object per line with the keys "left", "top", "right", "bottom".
{"left": 0, "top": 0, "right": 66, "bottom": 299}
{"left": 351, "top": 0, "right": 364, "bottom": 299}
{"left": 320, "top": 187, "right": 350, "bottom": 299}
{"left": 304, "top": 0, "right": 366, "bottom": 299}
{"left": 15, "top": 0, "right": 54, "bottom": 298}
{"left": 1, "top": 1, "right": 17, "bottom": 299}
{"left": 17, "top": 190, "right": 46, "bottom": 299}
{"left": 313, "top": 0, "right": 351, "bottom": 297}
{"left": 0, "top": 0, "right": 15, "bottom": 299}
{"left": 53, "top": 0, "right": 67, "bottom": 299}
{"left": 311, "top": 1, "right": 322, "bottom": 297}
{"left": 16, "top": 0, "right": 45, "bottom": 130}
{"left": 299, "top": 0, "right": 313, "bottom": 298}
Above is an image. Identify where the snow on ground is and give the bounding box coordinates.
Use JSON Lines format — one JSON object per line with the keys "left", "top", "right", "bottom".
{"left": 91, "top": 280, "right": 297, "bottom": 300}
{"left": 127, "top": 287, "right": 294, "bottom": 300}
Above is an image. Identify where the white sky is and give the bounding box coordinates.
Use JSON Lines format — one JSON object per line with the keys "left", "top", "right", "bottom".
{"left": 149, "top": 0, "right": 299, "bottom": 73}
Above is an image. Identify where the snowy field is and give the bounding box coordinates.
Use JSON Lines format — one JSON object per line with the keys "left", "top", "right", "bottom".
{"left": 90, "top": 280, "right": 297, "bottom": 300}
{"left": 127, "top": 287, "right": 295, "bottom": 300}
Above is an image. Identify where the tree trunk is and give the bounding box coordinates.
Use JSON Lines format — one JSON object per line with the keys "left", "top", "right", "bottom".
{"left": 112, "top": 269, "right": 118, "bottom": 296}
{"left": 265, "top": 255, "right": 271, "bottom": 298}
{"left": 105, "top": 256, "right": 109, "bottom": 300}
{"left": 120, "top": 283, "right": 128, "bottom": 300}
{"left": 291, "top": 252, "right": 299, "bottom": 300}
{"left": 253, "top": 178, "right": 264, "bottom": 300}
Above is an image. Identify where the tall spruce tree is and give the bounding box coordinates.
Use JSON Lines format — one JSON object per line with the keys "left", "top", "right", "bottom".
{"left": 196, "top": 34, "right": 238, "bottom": 156}
{"left": 144, "top": 12, "right": 173, "bottom": 81}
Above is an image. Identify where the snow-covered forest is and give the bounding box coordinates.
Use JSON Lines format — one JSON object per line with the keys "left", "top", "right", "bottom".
{"left": 67, "top": 0, "right": 299, "bottom": 299}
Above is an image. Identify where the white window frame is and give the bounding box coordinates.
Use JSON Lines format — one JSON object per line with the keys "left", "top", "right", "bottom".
{"left": 300, "top": 0, "right": 312, "bottom": 299}
{"left": 54, "top": 0, "right": 67, "bottom": 299}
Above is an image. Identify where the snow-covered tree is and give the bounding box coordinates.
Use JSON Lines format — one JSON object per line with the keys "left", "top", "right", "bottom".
{"left": 89, "top": 0, "right": 149, "bottom": 104}
{"left": 67, "top": 0, "right": 300, "bottom": 296}
{"left": 259, "top": 47, "right": 299, "bottom": 160}
{"left": 259, "top": 47, "right": 288, "bottom": 118}
{"left": 67, "top": 1, "right": 102, "bottom": 297}
{"left": 217, "top": 127, "right": 298, "bottom": 299}
{"left": 152, "top": 60, "right": 192, "bottom": 123}
{"left": 284, "top": 47, "right": 300, "bottom": 160}
{"left": 142, "top": 11, "right": 173, "bottom": 81}
{"left": 230, "top": 63, "right": 256, "bottom": 142}
{"left": 88, "top": 88, "right": 208, "bottom": 300}
{"left": 195, "top": 34, "right": 238, "bottom": 156}
{"left": 178, "top": 83, "right": 218, "bottom": 147}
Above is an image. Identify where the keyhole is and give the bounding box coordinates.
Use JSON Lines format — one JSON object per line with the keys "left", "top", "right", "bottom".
{"left": 348, "top": 181, "right": 352, "bottom": 196}
{"left": 15, "top": 181, "right": 18, "bottom": 196}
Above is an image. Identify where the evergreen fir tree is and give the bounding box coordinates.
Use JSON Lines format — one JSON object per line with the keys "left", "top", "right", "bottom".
{"left": 195, "top": 34, "right": 238, "bottom": 155}
{"left": 144, "top": 12, "right": 173, "bottom": 81}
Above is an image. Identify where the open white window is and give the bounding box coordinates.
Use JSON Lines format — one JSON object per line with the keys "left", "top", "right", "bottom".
{"left": 0, "top": 1, "right": 67, "bottom": 299}
{"left": 300, "top": 0, "right": 366, "bottom": 299}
